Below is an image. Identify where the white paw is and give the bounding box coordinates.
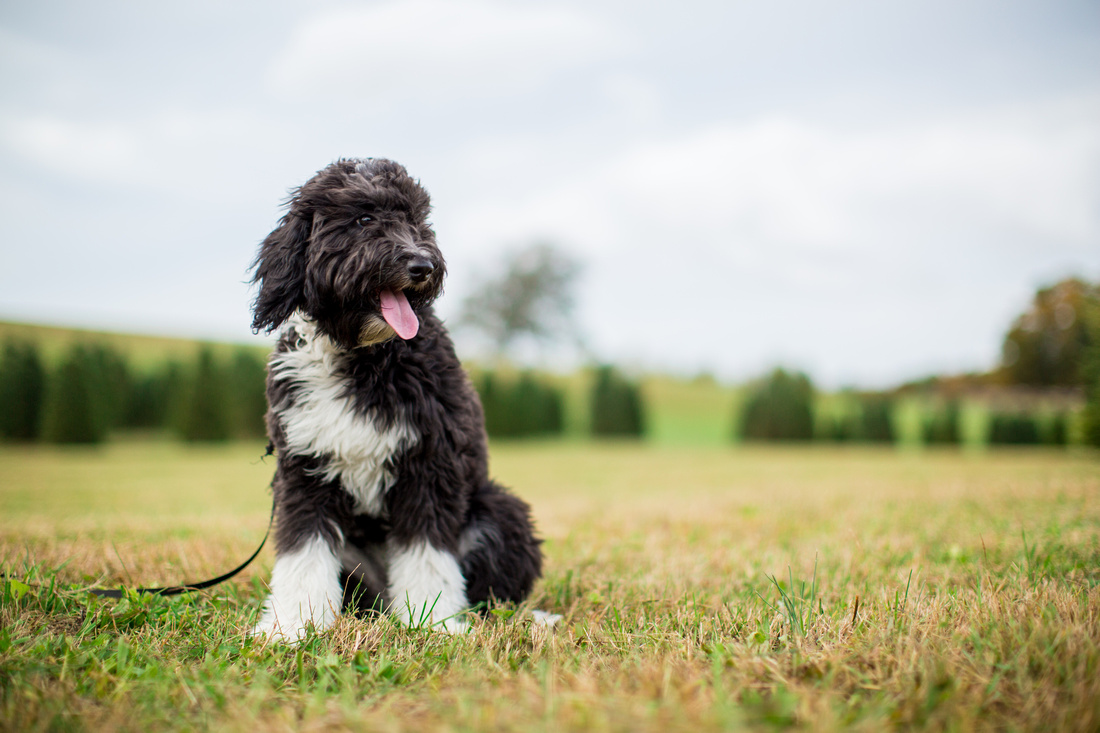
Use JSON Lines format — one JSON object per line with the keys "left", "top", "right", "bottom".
{"left": 253, "top": 535, "right": 343, "bottom": 642}
{"left": 530, "top": 610, "right": 563, "bottom": 628}
{"left": 251, "top": 597, "right": 336, "bottom": 643}
{"left": 386, "top": 540, "right": 469, "bottom": 634}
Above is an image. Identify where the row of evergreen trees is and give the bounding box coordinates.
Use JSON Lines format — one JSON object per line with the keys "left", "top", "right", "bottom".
{"left": 737, "top": 368, "right": 1075, "bottom": 446}
{"left": 473, "top": 365, "right": 646, "bottom": 439}
{"left": 0, "top": 339, "right": 267, "bottom": 444}
{"left": 3, "top": 335, "right": 1086, "bottom": 447}
{"left": 0, "top": 337, "right": 650, "bottom": 444}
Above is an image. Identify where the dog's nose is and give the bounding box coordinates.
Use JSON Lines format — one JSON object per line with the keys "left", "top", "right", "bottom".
{"left": 407, "top": 259, "right": 435, "bottom": 283}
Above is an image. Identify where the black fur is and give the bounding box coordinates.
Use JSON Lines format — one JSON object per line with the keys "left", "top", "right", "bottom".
{"left": 251, "top": 158, "right": 542, "bottom": 621}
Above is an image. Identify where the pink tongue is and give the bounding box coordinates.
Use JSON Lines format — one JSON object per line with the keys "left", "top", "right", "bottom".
{"left": 379, "top": 289, "right": 419, "bottom": 340}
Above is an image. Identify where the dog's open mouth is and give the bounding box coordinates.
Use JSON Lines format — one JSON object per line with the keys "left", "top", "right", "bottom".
{"left": 379, "top": 289, "right": 419, "bottom": 340}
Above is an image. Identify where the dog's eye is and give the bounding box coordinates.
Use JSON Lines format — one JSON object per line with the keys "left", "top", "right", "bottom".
{"left": 356, "top": 215, "right": 373, "bottom": 226}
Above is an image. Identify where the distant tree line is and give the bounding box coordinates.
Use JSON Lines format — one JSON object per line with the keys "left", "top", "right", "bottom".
{"left": 734, "top": 277, "right": 1099, "bottom": 448}
{"left": 0, "top": 339, "right": 267, "bottom": 445}
{"left": 734, "top": 368, "right": 1075, "bottom": 447}
{"left": 472, "top": 364, "right": 645, "bottom": 440}
{"left": 0, "top": 336, "right": 651, "bottom": 445}
{"left": 5, "top": 272, "right": 1097, "bottom": 449}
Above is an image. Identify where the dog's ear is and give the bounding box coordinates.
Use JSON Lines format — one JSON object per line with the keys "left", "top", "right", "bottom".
{"left": 250, "top": 211, "right": 312, "bottom": 333}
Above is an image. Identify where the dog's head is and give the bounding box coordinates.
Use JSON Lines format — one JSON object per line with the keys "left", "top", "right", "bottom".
{"left": 250, "top": 158, "right": 446, "bottom": 348}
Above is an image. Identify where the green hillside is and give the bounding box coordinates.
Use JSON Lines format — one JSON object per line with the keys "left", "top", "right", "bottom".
{"left": 0, "top": 320, "right": 272, "bottom": 372}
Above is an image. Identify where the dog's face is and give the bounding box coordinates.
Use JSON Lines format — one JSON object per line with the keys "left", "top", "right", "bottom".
{"left": 251, "top": 158, "right": 446, "bottom": 349}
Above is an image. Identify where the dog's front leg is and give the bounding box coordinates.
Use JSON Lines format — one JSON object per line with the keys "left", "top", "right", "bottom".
{"left": 253, "top": 462, "right": 349, "bottom": 642}
{"left": 385, "top": 539, "right": 469, "bottom": 633}
{"left": 253, "top": 534, "right": 343, "bottom": 641}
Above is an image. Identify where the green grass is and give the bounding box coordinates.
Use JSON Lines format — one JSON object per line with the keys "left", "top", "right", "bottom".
{"left": 2, "top": 441, "right": 1099, "bottom": 731}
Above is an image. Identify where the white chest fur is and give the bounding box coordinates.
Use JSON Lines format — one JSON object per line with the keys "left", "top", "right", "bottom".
{"left": 271, "top": 315, "right": 417, "bottom": 516}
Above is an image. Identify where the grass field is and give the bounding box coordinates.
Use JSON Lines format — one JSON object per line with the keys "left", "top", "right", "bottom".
{"left": 1, "top": 441, "right": 1098, "bottom": 731}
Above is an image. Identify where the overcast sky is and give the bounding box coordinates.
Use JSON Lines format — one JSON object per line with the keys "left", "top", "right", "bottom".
{"left": 1, "top": 0, "right": 1097, "bottom": 387}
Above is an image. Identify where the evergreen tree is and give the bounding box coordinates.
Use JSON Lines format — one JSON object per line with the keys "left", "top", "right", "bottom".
{"left": 83, "top": 343, "right": 130, "bottom": 430}
{"left": 476, "top": 371, "right": 507, "bottom": 437}
{"left": 816, "top": 412, "right": 854, "bottom": 442}
{"left": 859, "top": 395, "right": 896, "bottom": 443}
{"left": 988, "top": 412, "right": 1040, "bottom": 445}
{"left": 738, "top": 368, "right": 814, "bottom": 442}
{"left": 0, "top": 339, "right": 45, "bottom": 441}
{"left": 123, "top": 365, "right": 168, "bottom": 429}
{"left": 227, "top": 348, "right": 268, "bottom": 438}
{"left": 177, "top": 346, "right": 230, "bottom": 442}
{"left": 591, "top": 365, "right": 645, "bottom": 438}
{"left": 474, "top": 370, "right": 565, "bottom": 439}
{"left": 922, "top": 400, "right": 960, "bottom": 445}
{"left": 40, "top": 344, "right": 109, "bottom": 444}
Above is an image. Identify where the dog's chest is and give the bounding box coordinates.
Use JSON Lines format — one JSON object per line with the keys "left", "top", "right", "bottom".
{"left": 271, "top": 321, "right": 417, "bottom": 516}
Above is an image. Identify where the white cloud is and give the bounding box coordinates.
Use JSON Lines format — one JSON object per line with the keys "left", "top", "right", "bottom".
{"left": 446, "top": 93, "right": 1100, "bottom": 260}
{"left": 0, "top": 108, "right": 293, "bottom": 202}
{"left": 437, "top": 94, "right": 1100, "bottom": 382}
{"left": 5, "top": 116, "right": 144, "bottom": 181}
{"left": 266, "top": 0, "right": 630, "bottom": 100}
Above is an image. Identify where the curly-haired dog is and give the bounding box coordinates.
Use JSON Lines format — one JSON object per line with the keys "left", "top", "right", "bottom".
{"left": 250, "top": 158, "right": 543, "bottom": 640}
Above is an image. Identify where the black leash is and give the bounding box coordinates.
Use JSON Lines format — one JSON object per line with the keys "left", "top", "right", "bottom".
{"left": 89, "top": 444, "right": 278, "bottom": 599}
{"left": 88, "top": 499, "right": 275, "bottom": 599}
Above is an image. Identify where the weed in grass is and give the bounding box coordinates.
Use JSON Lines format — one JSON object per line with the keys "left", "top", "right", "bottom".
{"left": 755, "top": 557, "right": 823, "bottom": 642}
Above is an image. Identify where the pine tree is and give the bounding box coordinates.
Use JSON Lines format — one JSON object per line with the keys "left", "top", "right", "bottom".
{"left": 591, "top": 366, "right": 645, "bottom": 438}
{"left": 988, "top": 412, "right": 1040, "bottom": 445}
{"left": 738, "top": 368, "right": 814, "bottom": 442}
{"left": 227, "top": 348, "right": 268, "bottom": 438}
{"left": 178, "top": 346, "right": 230, "bottom": 442}
{"left": 859, "top": 395, "right": 896, "bottom": 443}
{"left": 474, "top": 370, "right": 565, "bottom": 439}
{"left": 0, "top": 339, "right": 45, "bottom": 441}
{"left": 83, "top": 343, "right": 130, "bottom": 430}
{"left": 40, "top": 344, "right": 109, "bottom": 444}
{"left": 922, "top": 400, "right": 960, "bottom": 445}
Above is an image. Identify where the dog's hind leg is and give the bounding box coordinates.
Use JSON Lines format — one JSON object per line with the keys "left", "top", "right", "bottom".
{"left": 384, "top": 539, "right": 470, "bottom": 633}
{"left": 459, "top": 480, "right": 543, "bottom": 610}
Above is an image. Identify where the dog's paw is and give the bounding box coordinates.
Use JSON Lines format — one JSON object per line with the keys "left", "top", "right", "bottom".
{"left": 530, "top": 610, "right": 563, "bottom": 628}
{"left": 251, "top": 599, "right": 336, "bottom": 643}
{"left": 251, "top": 613, "right": 292, "bottom": 643}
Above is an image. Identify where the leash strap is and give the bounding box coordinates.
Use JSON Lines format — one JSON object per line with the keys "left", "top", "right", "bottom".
{"left": 89, "top": 500, "right": 275, "bottom": 599}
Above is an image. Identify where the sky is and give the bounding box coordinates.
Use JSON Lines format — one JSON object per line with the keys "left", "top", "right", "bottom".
{"left": 1, "top": 0, "right": 1097, "bottom": 387}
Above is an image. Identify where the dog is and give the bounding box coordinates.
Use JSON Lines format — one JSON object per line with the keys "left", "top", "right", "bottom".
{"left": 249, "top": 158, "right": 543, "bottom": 640}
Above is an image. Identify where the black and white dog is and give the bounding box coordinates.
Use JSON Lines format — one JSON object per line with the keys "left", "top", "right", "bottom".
{"left": 249, "top": 158, "right": 543, "bottom": 640}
